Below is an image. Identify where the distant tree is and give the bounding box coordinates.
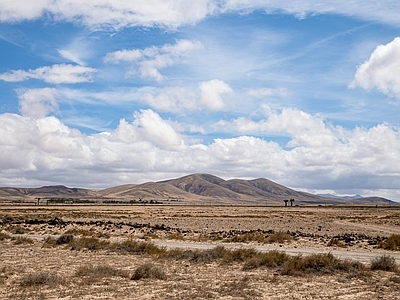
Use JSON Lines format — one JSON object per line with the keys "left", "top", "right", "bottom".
{"left": 284, "top": 199, "right": 289, "bottom": 207}
{"left": 290, "top": 199, "right": 295, "bottom": 206}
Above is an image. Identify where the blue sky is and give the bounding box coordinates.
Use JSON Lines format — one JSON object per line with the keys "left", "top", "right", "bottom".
{"left": 0, "top": 1, "right": 400, "bottom": 200}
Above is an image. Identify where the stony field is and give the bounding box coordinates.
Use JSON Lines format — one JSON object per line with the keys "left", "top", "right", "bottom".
{"left": 1, "top": 205, "right": 400, "bottom": 299}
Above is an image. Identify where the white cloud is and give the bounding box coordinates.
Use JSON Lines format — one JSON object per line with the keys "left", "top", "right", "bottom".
{"left": 57, "top": 80, "right": 233, "bottom": 113}
{"left": 1, "top": 1, "right": 400, "bottom": 30}
{"left": 199, "top": 79, "right": 233, "bottom": 110}
{"left": 17, "top": 88, "right": 59, "bottom": 119}
{"left": 0, "top": 108, "right": 400, "bottom": 199}
{"left": 57, "top": 37, "right": 93, "bottom": 66}
{"left": 349, "top": 37, "right": 400, "bottom": 100}
{"left": 0, "top": 0, "right": 217, "bottom": 29}
{"left": 247, "top": 88, "right": 287, "bottom": 98}
{"left": 105, "top": 39, "right": 203, "bottom": 81}
{"left": 222, "top": 1, "right": 400, "bottom": 27}
{"left": 0, "top": 64, "right": 97, "bottom": 84}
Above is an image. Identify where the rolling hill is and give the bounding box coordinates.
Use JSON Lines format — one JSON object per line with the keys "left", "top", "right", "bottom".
{"left": 0, "top": 173, "right": 396, "bottom": 205}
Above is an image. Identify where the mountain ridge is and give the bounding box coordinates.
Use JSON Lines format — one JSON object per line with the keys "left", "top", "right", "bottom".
{"left": 0, "top": 173, "right": 395, "bottom": 205}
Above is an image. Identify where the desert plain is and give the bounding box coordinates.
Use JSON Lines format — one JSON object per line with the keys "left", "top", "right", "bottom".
{"left": 1, "top": 204, "right": 400, "bottom": 299}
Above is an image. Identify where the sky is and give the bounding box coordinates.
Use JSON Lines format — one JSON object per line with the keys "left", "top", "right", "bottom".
{"left": 0, "top": 1, "right": 400, "bottom": 200}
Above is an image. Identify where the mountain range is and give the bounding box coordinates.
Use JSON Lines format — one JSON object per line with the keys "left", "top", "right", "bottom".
{"left": 0, "top": 173, "right": 395, "bottom": 205}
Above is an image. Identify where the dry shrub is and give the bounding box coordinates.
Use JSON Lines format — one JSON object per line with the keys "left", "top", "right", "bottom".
{"left": 65, "top": 228, "right": 110, "bottom": 239}
{"left": 281, "top": 253, "right": 365, "bottom": 276}
{"left": 74, "top": 264, "right": 129, "bottom": 284}
{"left": 20, "top": 270, "right": 63, "bottom": 287}
{"left": 131, "top": 263, "right": 166, "bottom": 280}
{"left": 11, "top": 226, "right": 29, "bottom": 234}
{"left": 379, "top": 234, "right": 400, "bottom": 251}
{"left": 370, "top": 255, "right": 398, "bottom": 272}
{"left": 111, "top": 239, "right": 167, "bottom": 256}
{"left": 56, "top": 233, "right": 74, "bottom": 245}
{"left": 242, "top": 250, "right": 289, "bottom": 270}
{"left": 266, "top": 231, "right": 293, "bottom": 243}
{"left": 166, "top": 232, "right": 184, "bottom": 240}
{"left": 0, "top": 232, "right": 11, "bottom": 241}
{"left": 225, "top": 232, "right": 268, "bottom": 243}
{"left": 42, "top": 236, "right": 57, "bottom": 247}
{"left": 327, "top": 238, "right": 347, "bottom": 248}
{"left": 389, "top": 275, "right": 400, "bottom": 283}
{"left": 12, "top": 236, "right": 34, "bottom": 245}
{"left": 69, "top": 237, "right": 110, "bottom": 250}
{"left": 218, "top": 276, "right": 261, "bottom": 299}
{"left": 222, "top": 247, "right": 259, "bottom": 263}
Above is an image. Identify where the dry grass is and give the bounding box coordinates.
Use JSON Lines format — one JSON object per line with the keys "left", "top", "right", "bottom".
{"left": 19, "top": 270, "right": 63, "bottom": 287}
{"left": 111, "top": 239, "right": 167, "bottom": 256}
{"left": 131, "top": 262, "right": 167, "bottom": 280}
{"left": 223, "top": 231, "right": 293, "bottom": 244}
{"left": 69, "top": 237, "right": 110, "bottom": 250}
{"left": 0, "top": 232, "right": 10, "bottom": 241}
{"left": 370, "top": 255, "right": 398, "bottom": 272}
{"left": 74, "top": 264, "right": 130, "bottom": 284}
{"left": 379, "top": 234, "right": 400, "bottom": 251}
{"left": 65, "top": 228, "right": 110, "bottom": 239}
{"left": 327, "top": 238, "right": 347, "bottom": 248}
{"left": 281, "top": 253, "right": 366, "bottom": 276}
{"left": 12, "top": 236, "right": 34, "bottom": 245}
{"left": 242, "top": 250, "right": 289, "bottom": 270}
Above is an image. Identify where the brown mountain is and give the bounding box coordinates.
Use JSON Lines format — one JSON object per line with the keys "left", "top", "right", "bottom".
{"left": 0, "top": 185, "right": 95, "bottom": 199}
{"left": 0, "top": 173, "right": 396, "bottom": 205}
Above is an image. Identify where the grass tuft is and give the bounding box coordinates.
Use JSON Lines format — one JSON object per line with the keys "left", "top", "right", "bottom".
{"left": 74, "top": 264, "right": 129, "bottom": 284}
{"left": 281, "top": 253, "right": 366, "bottom": 276}
{"left": 131, "top": 263, "right": 167, "bottom": 280}
{"left": 242, "top": 250, "right": 289, "bottom": 270}
{"left": 370, "top": 255, "right": 398, "bottom": 272}
{"left": 69, "top": 237, "right": 110, "bottom": 250}
{"left": 20, "top": 270, "right": 63, "bottom": 287}
{"left": 378, "top": 234, "right": 400, "bottom": 251}
{"left": 0, "top": 232, "right": 11, "bottom": 241}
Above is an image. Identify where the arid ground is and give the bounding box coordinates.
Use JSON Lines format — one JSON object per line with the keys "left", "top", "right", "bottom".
{"left": 1, "top": 205, "right": 400, "bottom": 299}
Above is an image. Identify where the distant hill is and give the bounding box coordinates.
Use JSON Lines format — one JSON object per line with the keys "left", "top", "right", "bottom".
{"left": 0, "top": 173, "right": 396, "bottom": 206}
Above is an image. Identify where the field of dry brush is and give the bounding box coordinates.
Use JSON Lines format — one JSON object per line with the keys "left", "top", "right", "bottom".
{"left": 1, "top": 205, "right": 400, "bottom": 299}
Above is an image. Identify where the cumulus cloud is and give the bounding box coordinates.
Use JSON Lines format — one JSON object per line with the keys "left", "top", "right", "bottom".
{"left": 349, "top": 37, "right": 400, "bottom": 100}
{"left": 104, "top": 39, "right": 203, "bottom": 81}
{"left": 199, "top": 79, "right": 233, "bottom": 110}
{"left": 0, "top": 64, "right": 97, "bottom": 84}
{"left": 219, "top": 105, "right": 335, "bottom": 147}
{"left": 17, "top": 88, "right": 59, "bottom": 119}
{"left": 1, "top": 106, "right": 399, "bottom": 199}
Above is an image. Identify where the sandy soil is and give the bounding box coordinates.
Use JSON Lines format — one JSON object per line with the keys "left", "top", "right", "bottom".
{"left": 1, "top": 205, "right": 400, "bottom": 299}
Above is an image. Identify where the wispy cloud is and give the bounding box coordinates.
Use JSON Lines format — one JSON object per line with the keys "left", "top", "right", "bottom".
{"left": 0, "top": 64, "right": 97, "bottom": 84}
{"left": 1, "top": 1, "right": 400, "bottom": 31}
{"left": 104, "top": 39, "right": 203, "bottom": 81}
